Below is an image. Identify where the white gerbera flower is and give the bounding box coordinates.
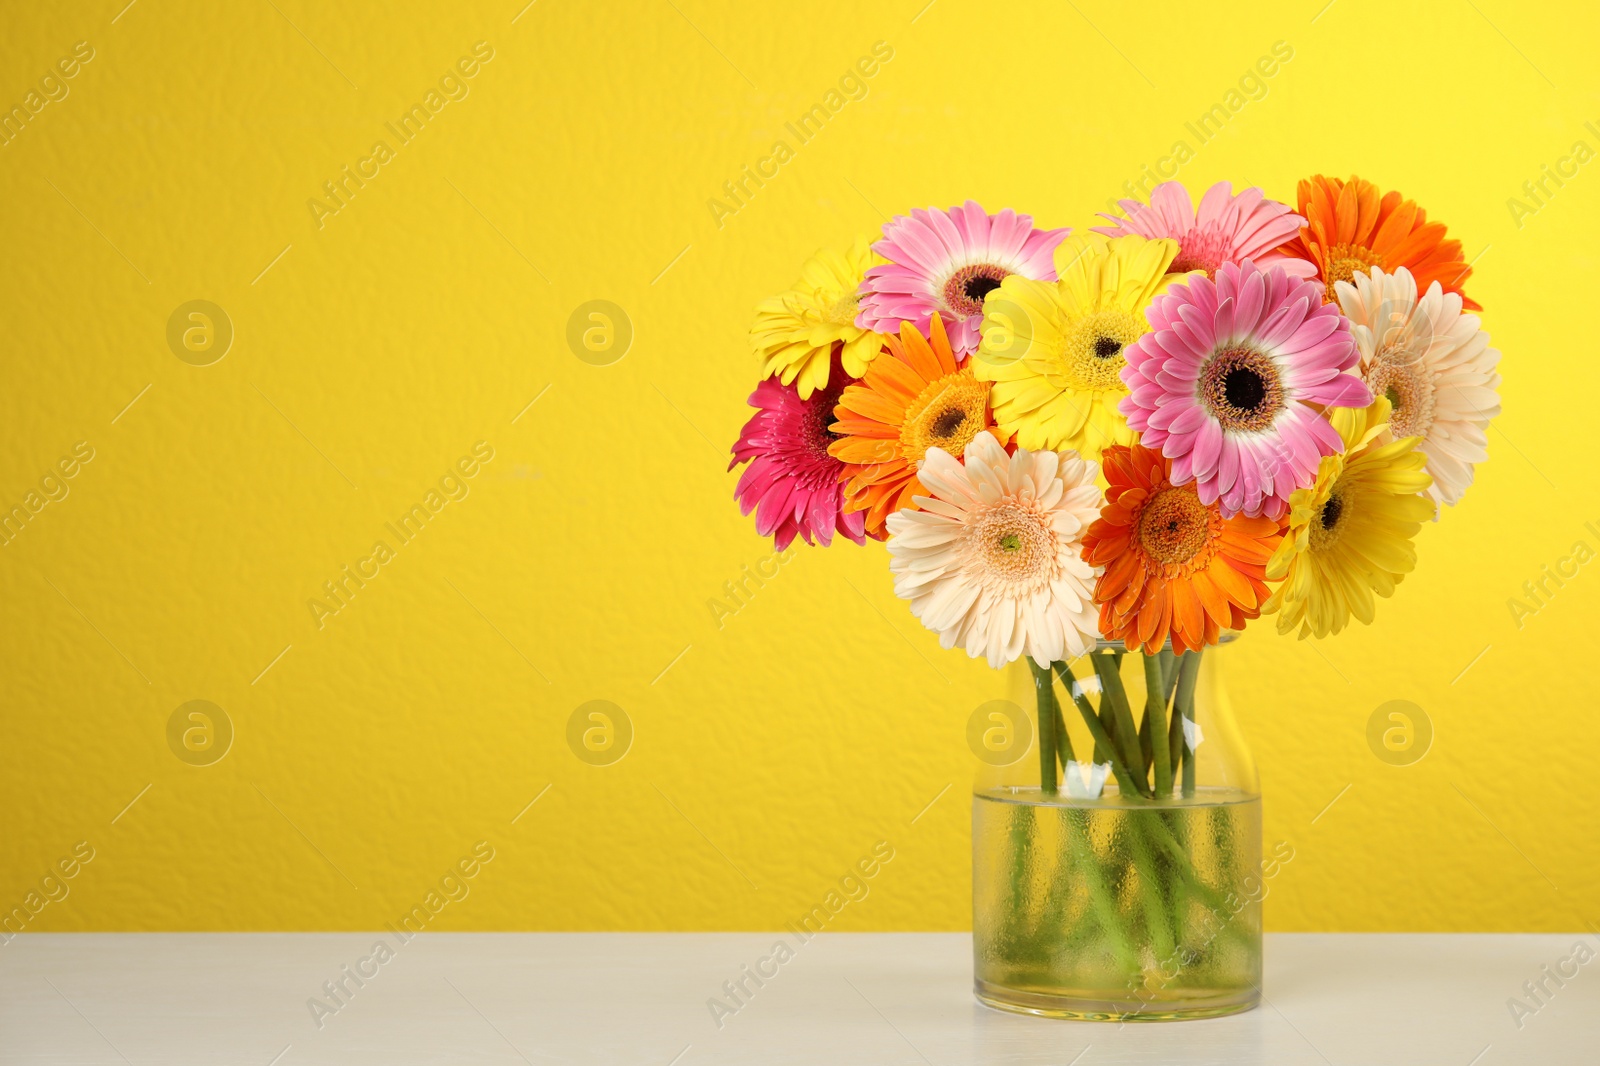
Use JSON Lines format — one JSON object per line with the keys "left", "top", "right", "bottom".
{"left": 1335, "top": 266, "right": 1501, "bottom": 508}
{"left": 885, "top": 431, "right": 1100, "bottom": 669}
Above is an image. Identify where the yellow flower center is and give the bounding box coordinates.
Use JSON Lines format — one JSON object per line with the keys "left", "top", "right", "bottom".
{"left": 822, "top": 292, "right": 860, "bottom": 327}
{"left": 972, "top": 502, "right": 1055, "bottom": 585}
{"left": 1323, "top": 243, "right": 1383, "bottom": 302}
{"left": 1137, "top": 486, "right": 1214, "bottom": 566}
{"left": 1364, "top": 357, "right": 1434, "bottom": 439}
{"left": 900, "top": 371, "right": 989, "bottom": 463}
{"left": 1047, "top": 309, "right": 1144, "bottom": 393}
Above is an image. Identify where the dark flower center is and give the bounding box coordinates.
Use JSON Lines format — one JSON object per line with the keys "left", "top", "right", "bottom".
{"left": 802, "top": 383, "right": 846, "bottom": 461}
{"left": 943, "top": 263, "right": 1011, "bottom": 316}
{"left": 1199, "top": 346, "right": 1285, "bottom": 433}
{"left": 1223, "top": 367, "right": 1267, "bottom": 412}
{"left": 1093, "top": 336, "right": 1122, "bottom": 359}
{"left": 930, "top": 407, "right": 965, "bottom": 437}
{"left": 1320, "top": 494, "right": 1343, "bottom": 530}
{"left": 964, "top": 275, "right": 1002, "bottom": 303}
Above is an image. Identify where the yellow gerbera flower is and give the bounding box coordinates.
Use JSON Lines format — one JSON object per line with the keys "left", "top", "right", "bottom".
{"left": 972, "top": 233, "right": 1192, "bottom": 463}
{"left": 1263, "top": 398, "right": 1433, "bottom": 638}
{"left": 751, "top": 237, "right": 886, "bottom": 399}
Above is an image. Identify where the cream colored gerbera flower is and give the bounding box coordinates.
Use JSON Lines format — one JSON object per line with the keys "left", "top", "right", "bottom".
{"left": 751, "top": 237, "right": 886, "bottom": 399}
{"left": 972, "top": 233, "right": 1195, "bottom": 464}
{"left": 1335, "top": 265, "right": 1501, "bottom": 509}
{"left": 1263, "top": 398, "right": 1433, "bottom": 639}
{"left": 886, "top": 431, "right": 1100, "bottom": 668}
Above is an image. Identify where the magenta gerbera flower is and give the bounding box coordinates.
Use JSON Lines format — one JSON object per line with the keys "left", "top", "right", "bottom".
{"left": 1120, "top": 261, "right": 1372, "bottom": 520}
{"left": 1093, "top": 181, "right": 1316, "bottom": 280}
{"left": 855, "top": 201, "right": 1068, "bottom": 357}
{"left": 729, "top": 369, "right": 867, "bottom": 550}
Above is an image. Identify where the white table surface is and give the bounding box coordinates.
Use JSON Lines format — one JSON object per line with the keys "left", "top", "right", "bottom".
{"left": 0, "top": 932, "right": 1593, "bottom": 1065}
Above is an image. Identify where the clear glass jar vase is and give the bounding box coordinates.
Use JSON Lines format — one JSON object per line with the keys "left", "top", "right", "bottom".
{"left": 971, "top": 634, "right": 1263, "bottom": 1020}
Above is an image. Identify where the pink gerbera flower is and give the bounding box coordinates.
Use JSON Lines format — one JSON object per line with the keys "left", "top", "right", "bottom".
{"left": 1094, "top": 181, "right": 1316, "bottom": 279}
{"left": 855, "top": 201, "right": 1068, "bottom": 358}
{"left": 1120, "top": 261, "right": 1372, "bottom": 520}
{"left": 729, "top": 367, "right": 867, "bottom": 550}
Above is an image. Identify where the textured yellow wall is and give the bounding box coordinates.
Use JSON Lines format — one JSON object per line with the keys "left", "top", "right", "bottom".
{"left": 2, "top": 0, "right": 1596, "bottom": 934}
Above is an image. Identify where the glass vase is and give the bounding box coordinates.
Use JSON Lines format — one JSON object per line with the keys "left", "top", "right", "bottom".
{"left": 971, "top": 634, "right": 1264, "bottom": 1020}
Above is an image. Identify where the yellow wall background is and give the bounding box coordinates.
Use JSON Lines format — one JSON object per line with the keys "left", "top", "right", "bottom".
{"left": 3, "top": 0, "right": 1597, "bottom": 934}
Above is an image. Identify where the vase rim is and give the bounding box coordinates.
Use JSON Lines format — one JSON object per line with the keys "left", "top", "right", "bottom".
{"left": 1089, "top": 630, "right": 1240, "bottom": 653}
{"left": 972, "top": 784, "right": 1259, "bottom": 807}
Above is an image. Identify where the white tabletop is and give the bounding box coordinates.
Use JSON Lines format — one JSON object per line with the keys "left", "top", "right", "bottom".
{"left": 0, "top": 932, "right": 1592, "bottom": 1064}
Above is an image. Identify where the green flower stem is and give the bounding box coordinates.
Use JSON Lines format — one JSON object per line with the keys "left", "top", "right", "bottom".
{"left": 1149, "top": 647, "right": 1177, "bottom": 776}
{"left": 1163, "top": 809, "right": 1188, "bottom": 947}
{"left": 1055, "top": 661, "right": 1108, "bottom": 765}
{"left": 1062, "top": 656, "right": 1113, "bottom": 765}
{"left": 1003, "top": 650, "right": 1255, "bottom": 1000}
{"left": 1143, "top": 652, "right": 1173, "bottom": 798}
{"left": 1139, "top": 807, "right": 1249, "bottom": 950}
{"left": 1029, "top": 660, "right": 1058, "bottom": 796}
{"left": 1002, "top": 804, "right": 1033, "bottom": 942}
{"left": 1128, "top": 813, "right": 1176, "bottom": 964}
{"left": 1171, "top": 650, "right": 1202, "bottom": 798}
{"left": 1138, "top": 694, "right": 1156, "bottom": 780}
{"left": 1092, "top": 652, "right": 1148, "bottom": 788}
{"left": 1165, "top": 653, "right": 1191, "bottom": 786}
{"left": 1103, "top": 651, "right": 1126, "bottom": 764}
{"left": 1158, "top": 646, "right": 1179, "bottom": 705}
{"left": 1053, "top": 699, "right": 1075, "bottom": 773}
{"left": 1065, "top": 811, "right": 1139, "bottom": 974}
{"left": 1053, "top": 661, "right": 1151, "bottom": 800}
{"left": 1167, "top": 693, "right": 1185, "bottom": 787}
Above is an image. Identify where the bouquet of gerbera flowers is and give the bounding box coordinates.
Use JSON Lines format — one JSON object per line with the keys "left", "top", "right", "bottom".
{"left": 729, "top": 178, "right": 1500, "bottom": 801}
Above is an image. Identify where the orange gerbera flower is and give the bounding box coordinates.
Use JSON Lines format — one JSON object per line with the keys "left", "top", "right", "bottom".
{"left": 1282, "top": 175, "right": 1480, "bottom": 311}
{"left": 1083, "top": 441, "right": 1286, "bottom": 654}
{"left": 828, "top": 315, "right": 1006, "bottom": 538}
